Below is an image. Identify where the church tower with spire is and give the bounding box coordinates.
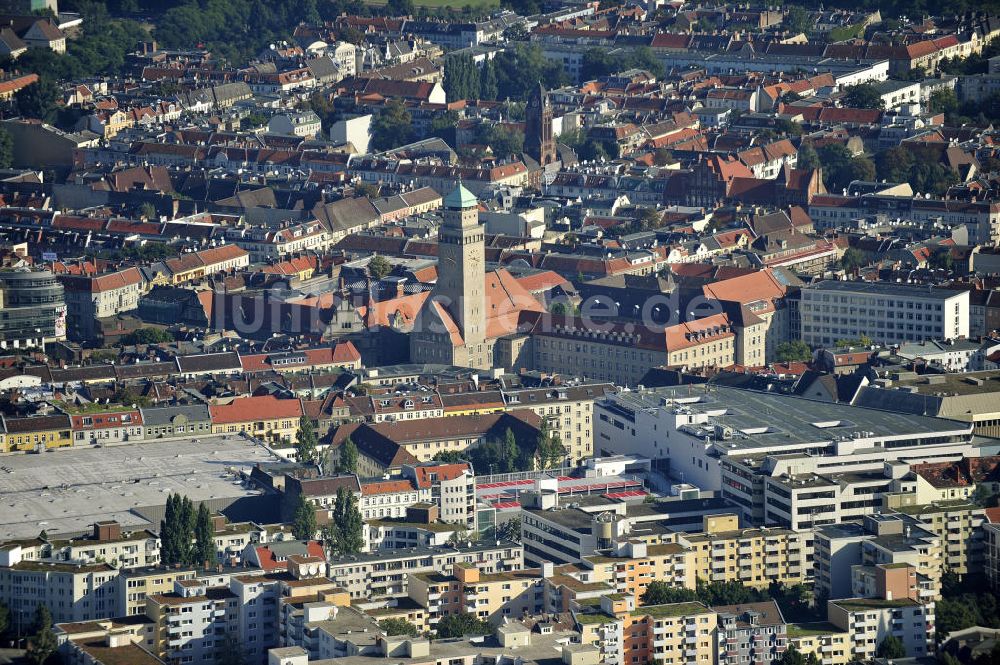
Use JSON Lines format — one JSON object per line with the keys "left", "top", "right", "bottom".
{"left": 525, "top": 83, "right": 555, "bottom": 166}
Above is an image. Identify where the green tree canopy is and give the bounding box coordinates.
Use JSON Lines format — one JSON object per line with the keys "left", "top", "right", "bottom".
{"left": 775, "top": 340, "right": 812, "bottom": 362}
{"left": 779, "top": 646, "right": 820, "bottom": 665}
{"left": 641, "top": 580, "right": 699, "bottom": 605}
{"left": 783, "top": 5, "right": 812, "bottom": 34}
{"left": 371, "top": 99, "right": 414, "bottom": 151}
{"left": 818, "top": 144, "right": 875, "bottom": 192}
{"left": 436, "top": 612, "right": 491, "bottom": 638}
{"left": 842, "top": 83, "right": 885, "bottom": 110}
{"left": 0, "top": 127, "right": 13, "bottom": 169}
{"left": 368, "top": 255, "right": 392, "bottom": 280}
{"left": 193, "top": 502, "right": 216, "bottom": 567}
{"left": 473, "top": 123, "right": 525, "bottom": 159}
{"left": 336, "top": 437, "right": 359, "bottom": 475}
{"left": 536, "top": 420, "right": 567, "bottom": 469}
{"left": 14, "top": 77, "right": 61, "bottom": 122}
{"left": 378, "top": 617, "right": 420, "bottom": 636}
{"left": 121, "top": 327, "right": 174, "bottom": 345}
{"left": 325, "top": 486, "right": 364, "bottom": 554}
{"left": 28, "top": 605, "right": 56, "bottom": 665}
{"left": 928, "top": 88, "right": 959, "bottom": 115}
{"left": 291, "top": 492, "right": 317, "bottom": 541}
{"left": 642, "top": 579, "right": 770, "bottom": 607}
{"left": 840, "top": 247, "right": 865, "bottom": 273}
{"left": 160, "top": 493, "right": 196, "bottom": 566}
{"left": 876, "top": 636, "right": 906, "bottom": 659}
{"left": 295, "top": 416, "right": 318, "bottom": 464}
{"left": 797, "top": 143, "right": 821, "bottom": 171}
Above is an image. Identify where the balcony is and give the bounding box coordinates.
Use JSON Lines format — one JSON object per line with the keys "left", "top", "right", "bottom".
{"left": 685, "top": 636, "right": 698, "bottom": 645}
{"left": 653, "top": 639, "right": 667, "bottom": 648}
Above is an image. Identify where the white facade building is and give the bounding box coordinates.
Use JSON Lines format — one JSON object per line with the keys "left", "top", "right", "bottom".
{"left": 799, "top": 281, "right": 969, "bottom": 348}
{"left": 594, "top": 386, "right": 975, "bottom": 528}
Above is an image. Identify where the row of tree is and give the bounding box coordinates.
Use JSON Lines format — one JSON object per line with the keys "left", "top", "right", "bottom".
{"left": 443, "top": 45, "right": 568, "bottom": 104}
{"left": 291, "top": 486, "right": 365, "bottom": 555}
{"left": 797, "top": 140, "right": 961, "bottom": 198}
{"left": 434, "top": 422, "right": 566, "bottom": 476}
{"left": 160, "top": 493, "right": 217, "bottom": 568}
{"left": 579, "top": 46, "right": 665, "bottom": 81}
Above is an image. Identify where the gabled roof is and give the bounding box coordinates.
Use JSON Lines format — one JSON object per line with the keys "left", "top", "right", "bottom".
{"left": 208, "top": 396, "right": 303, "bottom": 424}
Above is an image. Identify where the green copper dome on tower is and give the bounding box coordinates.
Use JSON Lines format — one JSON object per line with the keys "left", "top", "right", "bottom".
{"left": 444, "top": 182, "right": 478, "bottom": 209}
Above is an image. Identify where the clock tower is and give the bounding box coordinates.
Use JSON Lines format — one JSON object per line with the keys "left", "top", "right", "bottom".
{"left": 436, "top": 182, "right": 486, "bottom": 349}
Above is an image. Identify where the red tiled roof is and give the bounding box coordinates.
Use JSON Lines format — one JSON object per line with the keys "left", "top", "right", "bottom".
{"left": 208, "top": 395, "right": 302, "bottom": 424}
{"left": 361, "top": 479, "right": 416, "bottom": 495}
{"left": 410, "top": 462, "right": 471, "bottom": 489}
{"left": 254, "top": 541, "right": 324, "bottom": 570}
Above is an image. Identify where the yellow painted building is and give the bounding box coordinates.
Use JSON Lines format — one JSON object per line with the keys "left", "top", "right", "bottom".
{"left": 889, "top": 501, "right": 984, "bottom": 577}
{"left": 408, "top": 562, "right": 543, "bottom": 629}
{"left": 787, "top": 624, "right": 852, "bottom": 665}
{"left": 118, "top": 567, "right": 198, "bottom": 616}
{"left": 582, "top": 541, "right": 694, "bottom": 606}
{"left": 678, "top": 514, "right": 808, "bottom": 589}
{"left": 208, "top": 395, "right": 303, "bottom": 444}
{"left": 575, "top": 595, "right": 717, "bottom": 665}
{"left": 0, "top": 414, "right": 73, "bottom": 452}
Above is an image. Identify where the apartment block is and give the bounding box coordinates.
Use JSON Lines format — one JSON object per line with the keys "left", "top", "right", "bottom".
{"left": 501, "top": 383, "right": 613, "bottom": 464}
{"left": 59, "top": 267, "right": 143, "bottom": 342}
{"left": 520, "top": 489, "right": 731, "bottom": 566}
{"left": 408, "top": 562, "right": 543, "bottom": 629}
{"left": 827, "top": 594, "right": 934, "bottom": 660}
{"left": 887, "top": 502, "right": 984, "bottom": 578}
{"left": 334, "top": 412, "right": 541, "bottom": 477}
{"left": 799, "top": 281, "right": 969, "bottom": 347}
{"left": 302, "top": 612, "right": 586, "bottom": 665}
{"left": 787, "top": 623, "right": 852, "bottom": 665}
{"left": 580, "top": 540, "right": 694, "bottom": 606}
{"left": 982, "top": 516, "right": 1000, "bottom": 591}
{"left": 146, "top": 579, "right": 239, "bottom": 664}
{"left": 678, "top": 514, "right": 809, "bottom": 589}
{"left": 208, "top": 395, "right": 303, "bottom": 445}
{"left": 48, "top": 521, "right": 160, "bottom": 570}
{"left": 55, "top": 619, "right": 160, "bottom": 665}
{"left": 715, "top": 601, "right": 788, "bottom": 665}
{"left": 0, "top": 560, "right": 119, "bottom": 626}
{"left": 531, "top": 313, "right": 738, "bottom": 387}
{"left": 325, "top": 540, "right": 523, "bottom": 599}
{"left": 575, "top": 594, "right": 718, "bottom": 665}
{"left": 814, "top": 514, "right": 941, "bottom": 602}
{"left": 118, "top": 567, "right": 199, "bottom": 617}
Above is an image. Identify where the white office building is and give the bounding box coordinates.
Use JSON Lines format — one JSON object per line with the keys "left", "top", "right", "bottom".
{"left": 594, "top": 386, "right": 975, "bottom": 529}
{"left": 799, "top": 281, "right": 969, "bottom": 348}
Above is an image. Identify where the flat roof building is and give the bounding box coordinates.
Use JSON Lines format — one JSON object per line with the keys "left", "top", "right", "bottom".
{"left": 799, "top": 281, "right": 969, "bottom": 348}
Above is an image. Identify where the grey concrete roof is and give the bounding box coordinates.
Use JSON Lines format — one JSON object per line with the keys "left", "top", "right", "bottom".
{"left": 802, "top": 280, "right": 965, "bottom": 300}
{"left": 608, "top": 385, "right": 971, "bottom": 453}
{"left": 0, "top": 435, "right": 279, "bottom": 540}
{"left": 139, "top": 404, "right": 212, "bottom": 426}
